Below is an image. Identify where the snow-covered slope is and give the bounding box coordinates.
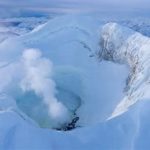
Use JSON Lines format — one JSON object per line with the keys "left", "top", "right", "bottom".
{"left": 0, "top": 15, "right": 150, "bottom": 150}
{"left": 0, "top": 26, "right": 19, "bottom": 43}
{"left": 0, "top": 16, "right": 129, "bottom": 128}
{"left": 0, "top": 17, "right": 49, "bottom": 44}
{"left": 100, "top": 23, "right": 150, "bottom": 119}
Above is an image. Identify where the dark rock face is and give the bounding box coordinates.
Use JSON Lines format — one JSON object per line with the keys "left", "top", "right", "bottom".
{"left": 56, "top": 116, "right": 80, "bottom": 131}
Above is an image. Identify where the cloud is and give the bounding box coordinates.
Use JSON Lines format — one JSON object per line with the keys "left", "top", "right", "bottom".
{"left": 0, "top": 0, "right": 150, "bottom": 10}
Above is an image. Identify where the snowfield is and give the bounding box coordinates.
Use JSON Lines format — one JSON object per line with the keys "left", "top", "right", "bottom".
{"left": 0, "top": 15, "right": 150, "bottom": 150}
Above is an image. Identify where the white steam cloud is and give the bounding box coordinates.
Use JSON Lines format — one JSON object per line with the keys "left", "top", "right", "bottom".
{"left": 20, "top": 48, "right": 71, "bottom": 127}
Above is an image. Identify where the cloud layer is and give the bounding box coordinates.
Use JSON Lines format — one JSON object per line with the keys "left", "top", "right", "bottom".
{"left": 0, "top": 0, "right": 149, "bottom": 10}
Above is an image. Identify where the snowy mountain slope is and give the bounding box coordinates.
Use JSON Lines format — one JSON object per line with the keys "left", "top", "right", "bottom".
{"left": 0, "top": 26, "right": 19, "bottom": 43}
{"left": 0, "top": 17, "right": 49, "bottom": 35}
{"left": 100, "top": 22, "right": 150, "bottom": 119}
{"left": 0, "top": 16, "right": 129, "bottom": 128}
{"left": 0, "top": 15, "right": 150, "bottom": 149}
{"left": 121, "top": 18, "right": 150, "bottom": 37}
{"left": 1, "top": 93, "right": 150, "bottom": 150}
{"left": 0, "top": 17, "right": 49, "bottom": 44}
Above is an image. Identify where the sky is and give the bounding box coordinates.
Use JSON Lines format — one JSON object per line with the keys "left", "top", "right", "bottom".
{"left": 0, "top": 0, "right": 149, "bottom": 17}
{"left": 0, "top": 0, "right": 149, "bottom": 10}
